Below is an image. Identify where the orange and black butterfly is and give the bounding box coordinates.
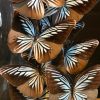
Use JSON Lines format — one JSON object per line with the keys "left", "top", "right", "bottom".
{"left": 12, "top": 0, "right": 65, "bottom": 19}
{"left": 45, "top": 64, "right": 100, "bottom": 100}
{"left": 8, "top": 12, "right": 76, "bottom": 63}
{"left": 0, "top": 63, "right": 47, "bottom": 98}
{"left": 64, "top": 39, "right": 99, "bottom": 74}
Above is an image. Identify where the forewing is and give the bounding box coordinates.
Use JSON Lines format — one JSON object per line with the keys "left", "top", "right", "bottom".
{"left": 52, "top": 6, "right": 70, "bottom": 24}
{"left": 0, "top": 65, "right": 34, "bottom": 86}
{"left": 45, "top": 64, "right": 71, "bottom": 99}
{"left": 64, "top": 39, "right": 99, "bottom": 74}
{"left": 27, "top": 0, "right": 45, "bottom": 19}
{"left": 44, "top": 0, "right": 65, "bottom": 7}
{"left": 44, "top": 7, "right": 58, "bottom": 17}
{"left": 8, "top": 29, "right": 33, "bottom": 53}
{"left": 66, "top": 0, "right": 88, "bottom": 8}
{"left": 40, "top": 19, "right": 76, "bottom": 44}
{"left": 74, "top": 64, "right": 100, "bottom": 90}
{"left": 19, "top": 14, "right": 36, "bottom": 36}
{"left": 0, "top": 64, "right": 45, "bottom": 98}
{"left": 69, "top": 0, "right": 96, "bottom": 15}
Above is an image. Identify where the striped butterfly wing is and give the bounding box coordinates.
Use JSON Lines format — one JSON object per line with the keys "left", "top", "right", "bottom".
{"left": 44, "top": 0, "right": 65, "bottom": 7}
{"left": 67, "top": 0, "right": 96, "bottom": 22}
{"left": 70, "top": 0, "right": 96, "bottom": 15}
{"left": 73, "top": 64, "right": 100, "bottom": 100}
{"left": 64, "top": 39, "right": 99, "bottom": 74}
{"left": 0, "top": 65, "right": 45, "bottom": 98}
{"left": 8, "top": 13, "right": 36, "bottom": 54}
{"left": 20, "top": 18, "right": 75, "bottom": 63}
{"left": 27, "top": 0, "right": 45, "bottom": 19}
{"left": 45, "top": 64, "right": 71, "bottom": 97}
{"left": 46, "top": 0, "right": 90, "bottom": 24}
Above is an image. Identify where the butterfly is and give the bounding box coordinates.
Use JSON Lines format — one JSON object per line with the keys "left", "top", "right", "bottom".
{"left": 45, "top": 0, "right": 96, "bottom": 24}
{"left": 0, "top": 63, "right": 47, "bottom": 98}
{"left": 12, "top": 0, "right": 64, "bottom": 19}
{"left": 45, "top": 64, "right": 100, "bottom": 100}
{"left": 8, "top": 12, "right": 76, "bottom": 63}
{"left": 45, "top": 0, "right": 89, "bottom": 24}
{"left": 64, "top": 39, "right": 99, "bottom": 74}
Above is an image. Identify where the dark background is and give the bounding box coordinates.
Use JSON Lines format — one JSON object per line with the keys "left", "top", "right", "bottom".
{"left": 0, "top": 1, "right": 100, "bottom": 99}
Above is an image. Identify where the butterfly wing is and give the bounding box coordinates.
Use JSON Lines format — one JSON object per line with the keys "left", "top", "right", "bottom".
{"left": 64, "top": 39, "right": 99, "bottom": 74}
{"left": 45, "top": 64, "right": 71, "bottom": 100}
{"left": 40, "top": 19, "right": 76, "bottom": 44}
{"left": 73, "top": 64, "right": 100, "bottom": 100}
{"left": 23, "top": 19, "right": 75, "bottom": 63}
{"left": 27, "top": 0, "right": 45, "bottom": 19}
{"left": 44, "top": 0, "right": 65, "bottom": 7}
{"left": 8, "top": 13, "right": 37, "bottom": 53}
{"left": 8, "top": 29, "right": 33, "bottom": 53}
{"left": 0, "top": 65, "right": 45, "bottom": 98}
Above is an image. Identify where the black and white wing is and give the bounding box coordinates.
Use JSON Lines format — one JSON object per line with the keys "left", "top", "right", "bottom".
{"left": 45, "top": 65, "right": 71, "bottom": 100}
{"left": 44, "top": 0, "right": 65, "bottom": 7}
{"left": 73, "top": 65, "right": 100, "bottom": 100}
{"left": 44, "top": 7, "right": 58, "bottom": 17}
{"left": 66, "top": 0, "right": 88, "bottom": 8}
{"left": 11, "top": 14, "right": 36, "bottom": 53}
{"left": 0, "top": 65, "right": 45, "bottom": 98}
{"left": 40, "top": 20, "right": 76, "bottom": 44}
{"left": 52, "top": 6, "right": 70, "bottom": 24}
{"left": 64, "top": 39, "right": 99, "bottom": 74}
{"left": 27, "top": 0, "right": 45, "bottom": 19}
{"left": 19, "top": 15, "right": 36, "bottom": 37}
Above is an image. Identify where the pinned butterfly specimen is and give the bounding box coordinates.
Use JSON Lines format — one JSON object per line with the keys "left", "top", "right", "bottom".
{"left": 45, "top": 0, "right": 89, "bottom": 24}
{"left": 0, "top": 63, "right": 46, "bottom": 98}
{"left": 64, "top": 39, "right": 99, "bottom": 74}
{"left": 45, "top": 0, "right": 96, "bottom": 24}
{"left": 12, "top": 0, "right": 65, "bottom": 19}
{"left": 8, "top": 12, "right": 76, "bottom": 63}
{"left": 45, "top": 64, "right": 100, "bottom": 100}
